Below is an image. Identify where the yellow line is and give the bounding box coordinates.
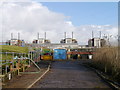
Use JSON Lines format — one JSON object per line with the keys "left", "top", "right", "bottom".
{"left": 27, "top": 64, "right": 51, "bottom": 89}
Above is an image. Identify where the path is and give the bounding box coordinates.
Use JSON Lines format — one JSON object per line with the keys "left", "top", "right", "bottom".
{"left": 32, "top": 60, "right": 110, "bottom": 88}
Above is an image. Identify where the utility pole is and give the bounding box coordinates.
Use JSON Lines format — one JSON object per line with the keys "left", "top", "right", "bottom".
{"left": 11, "top": 33, "right": 13, "bottom": 40}
{"left": 37, "top": 32, "right": 39, "bottom": 40}
{"left": 64, "top": 32, "right": 66, "bottom": 43}
{"left": 64, "top": 32, "right": 66, "bottom": 39}
{"left": 72, "top": 32, "right": 73, "bottom": 43}
{"left": 91, "top": 31, "right": 94, "bottom": 47}
{"left": 72, "top": 32, "right": 73, "bottom": 39}
{"left": 18, "top": 33, "right": 20, "bottom": 40}
{"left": 92, "top": 31, "right": 94, "bottom": 39}
{"left": 45, "top": 32, "right": 46, "bottom": 40}
{"left": 99, "top": 31, "right": 101, "bottom": 39}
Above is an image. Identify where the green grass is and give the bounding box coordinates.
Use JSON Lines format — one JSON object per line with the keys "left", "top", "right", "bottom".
{"left": 1, "top": 45, "right": 29, "bottom": 53}
{"left": 42, "top": 48, "right": 53, "bottom": 55}
{"left": 1, "top": 54, "right": 12, "bottom": 60}
{"left": 1, "top": 45, "right": 29, "bottom": 61}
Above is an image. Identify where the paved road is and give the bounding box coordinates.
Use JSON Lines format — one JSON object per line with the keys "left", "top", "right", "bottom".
{"left": 32, "top": 60, "right": 110, "bottom": 88}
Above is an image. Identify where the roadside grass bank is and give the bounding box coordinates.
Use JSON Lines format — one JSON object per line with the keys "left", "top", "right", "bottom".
{"left": 1, "top": 45, "right": 29, "bottom": 60}
{"left": 87, "top": 47, "right": 120, "bottom": 84}
{"left": 1, "top": 45, "right": 29, "bottom": 53}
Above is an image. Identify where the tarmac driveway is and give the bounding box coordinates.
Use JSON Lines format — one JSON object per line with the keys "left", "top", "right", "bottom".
{"left": 32, "top": 60, "right": 110, "bottom": 88}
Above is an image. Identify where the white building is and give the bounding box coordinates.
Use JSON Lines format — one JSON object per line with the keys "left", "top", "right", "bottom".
{"left": 88, "top": 38, "right": 106, "bottom": 48}
{"left": 7, "top": 39, "right": 25, "bottom": 46}
{"left": 60, "top": 38, "right": 78, "bottom": 44}
{"left": 9, "top": 39, "right": 18, "bottom": 45}
{"left": 33, "top": 38, "right": 51, "bottom": 44}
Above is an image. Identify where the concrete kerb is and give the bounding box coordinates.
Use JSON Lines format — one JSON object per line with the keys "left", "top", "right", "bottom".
{"left": 83, "top": 63, "right": 120, "bottom": 90}
{"left": 27, "top": 63, "right": 51, "bottom": 89}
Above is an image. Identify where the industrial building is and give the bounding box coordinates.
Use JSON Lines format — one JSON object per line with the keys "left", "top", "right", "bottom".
{"left": 88, "top": 31, "right": 106, "bottom": 48}
{"left": 7, "top": 39, "right": 25, "bottom": 46}
{"left": 32, "top": 32, "right": 51, "bottom": 44}
{"left": 31, "top": 32, "right": 79, "bottom": 49}
{"left": 88, "top": 38, "right": 106, "bottom": 48}
{"left": 6, "top": 33, "right": 25, "bottom": 47}
{"left": 60, "top": 38, "right": 77, "bottom": 44}
{"left": 60, "top": 32, "right": 77, "bottom": 44}
{"left": 33, "top": 38, "right": 51, "bottom": 44}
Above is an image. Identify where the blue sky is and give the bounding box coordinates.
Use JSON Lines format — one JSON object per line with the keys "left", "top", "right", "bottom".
{"left": 41, "top": 2, "right": 118, "bottom": 26}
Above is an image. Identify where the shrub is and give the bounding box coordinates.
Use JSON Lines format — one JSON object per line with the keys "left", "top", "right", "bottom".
{"left": 93, "top": 47, "right": 120, "bottom": 82}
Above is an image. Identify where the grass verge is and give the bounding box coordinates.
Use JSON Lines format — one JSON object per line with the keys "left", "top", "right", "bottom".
{"left": 92, "top": 47, "right": 120, "bottom": 83}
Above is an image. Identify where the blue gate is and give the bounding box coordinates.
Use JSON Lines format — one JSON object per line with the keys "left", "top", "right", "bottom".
{"left": 53, "top": 49, "right": 66, "bottom": 60}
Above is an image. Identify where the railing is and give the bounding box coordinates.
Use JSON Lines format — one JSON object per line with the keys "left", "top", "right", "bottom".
{"left": 0, "top": 52, "right": 30, "bottom": 75}
{"left": 0, "top": 50, "right": 41, "bottom": 82}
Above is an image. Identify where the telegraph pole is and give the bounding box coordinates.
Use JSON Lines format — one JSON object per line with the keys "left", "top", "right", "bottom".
{"left": 11, "top": 33, "right": 13, "bottom": 40}
{"left": 45, "top": 32, "right": 46, "bottom": 40}
{"left": 37, "top": 32, "right": 39, "bottom": 40}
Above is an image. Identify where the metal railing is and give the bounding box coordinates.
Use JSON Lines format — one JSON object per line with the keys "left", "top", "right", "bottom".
{"left": 0, "top": 49, "right": 41, "bottom": 76}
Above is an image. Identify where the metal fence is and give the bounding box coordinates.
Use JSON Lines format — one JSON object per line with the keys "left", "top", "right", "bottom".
{"left": 1, "top": 52, "right": 30, "bottom": 74}
{"left": 0, "top": 50, "right": 41, "bottom": 81}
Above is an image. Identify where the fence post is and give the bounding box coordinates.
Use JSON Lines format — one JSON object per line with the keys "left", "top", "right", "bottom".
{"left": 12, "top": 52, "right": 14, "bottom": 68}
{"left": 28, "top": 52, "right": 30, "bottom": 67}
{"left": 17, "top": 57, "right": 20, "bottom": 75}
{"left": 5, "top": 52, "right": 7, "bottom": 74}
{"left": 10, "top": 53, "right": 13, "bottom": 71}
{"left": 31, "top": 52, "right": 32, "bottom": 61}
{"left": 22, "top": 53, "right": 25, "bottom": 72}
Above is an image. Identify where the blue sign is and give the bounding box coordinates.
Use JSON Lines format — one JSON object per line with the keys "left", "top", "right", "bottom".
{"left": 53, "top": 49, "right": 66, "bottom": 60}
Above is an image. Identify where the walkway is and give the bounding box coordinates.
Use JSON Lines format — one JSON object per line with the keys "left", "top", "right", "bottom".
{"left": 32, "top": 60, "right": 110, "bottom": 88}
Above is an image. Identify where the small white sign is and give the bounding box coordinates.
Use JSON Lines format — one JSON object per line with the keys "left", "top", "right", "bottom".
{"left": 8, "top": 73, "right": 11, "bottom": 80}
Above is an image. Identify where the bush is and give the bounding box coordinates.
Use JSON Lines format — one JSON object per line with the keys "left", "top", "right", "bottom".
{"left": 93, "top": 47, "right": 120, "bottom": 82}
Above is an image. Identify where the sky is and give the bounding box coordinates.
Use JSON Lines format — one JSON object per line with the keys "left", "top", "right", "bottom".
{"left": 41, "top": 2, "right": 118, "bottom": 26}
{"left": 0, "top": 0, "right": 118, "bottom": 45}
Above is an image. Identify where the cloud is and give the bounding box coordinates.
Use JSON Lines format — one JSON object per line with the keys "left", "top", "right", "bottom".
{"left": 1, "top": 1, "right": 118, "bottom": 45}
{"left": 74, "top": 25, "right": 118, "bottom": 45}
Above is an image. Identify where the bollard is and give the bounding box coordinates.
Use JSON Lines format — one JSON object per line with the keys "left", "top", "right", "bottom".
{"left": 8, "top": 73, "right": 11, "bottom": 80}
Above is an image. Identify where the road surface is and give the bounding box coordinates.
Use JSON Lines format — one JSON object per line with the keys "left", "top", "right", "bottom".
{"left": 32, "top": 60, "right": 110, "bottom": 88}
